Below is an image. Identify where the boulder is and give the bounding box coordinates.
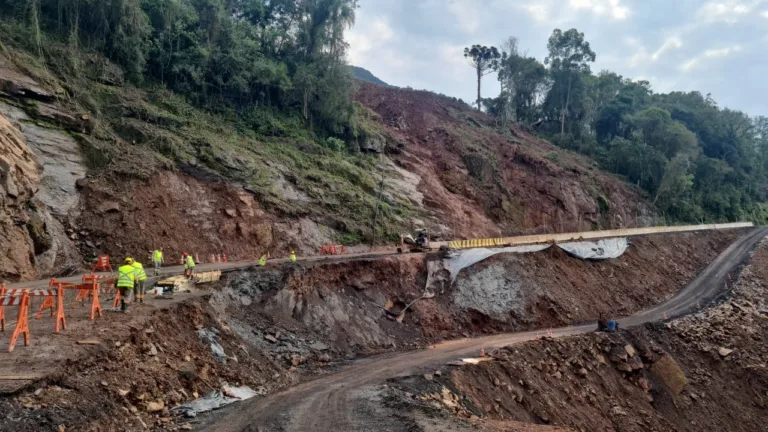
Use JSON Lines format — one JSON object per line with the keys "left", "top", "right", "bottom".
{"left": 34, "top": 104, "right": 94, "bottom": 133}
{"left": 98, "top": 201, "right": 120, "bottom": 213}
{"left": 310, "top": 342, "right": 330, "bottom": 351}
{"left": 608, "top": 346, "right": 628, "bottom": 363}
{"left": 146, "top": 400, "right": 165, "bottom": 412}
{"left": 624, "top": 344, "right": 637, "bottom": 358}
{"left": 0, "top": 59, "right": 55, "bottom": 102}
{"left": 651, "top": 353, "right": 688, "bottom": 394}
{"left": 718, "top": 347, "right": 734, "bottom": 357}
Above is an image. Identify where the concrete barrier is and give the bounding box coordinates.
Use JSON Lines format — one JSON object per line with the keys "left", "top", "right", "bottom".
{"left": 438, "top": 222, "right": 754, "bottom": 250}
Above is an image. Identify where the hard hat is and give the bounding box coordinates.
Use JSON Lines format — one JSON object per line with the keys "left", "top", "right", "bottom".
{"left": 183, "top": 252, "right": 188, "bottom": 256}
{"left": 291, "top": 250, "right": 295, "bottom": 254}
{"left": 124, "top": 257, "right": 133, "bottom": 264}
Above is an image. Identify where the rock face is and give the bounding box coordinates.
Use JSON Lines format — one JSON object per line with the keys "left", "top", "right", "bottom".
{"left": 0, "top": 112, "right": 41, "bottom": 280}
{"left": 0, "top": 102, "right": 84, "bottom": 277}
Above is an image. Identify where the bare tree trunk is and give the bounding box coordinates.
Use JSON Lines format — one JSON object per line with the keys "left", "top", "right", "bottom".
{"left": 476, "top": 66, "right": 482, "bottom": 110}
{"left": 560, "top": 74, "right": 572, "bottom": 136}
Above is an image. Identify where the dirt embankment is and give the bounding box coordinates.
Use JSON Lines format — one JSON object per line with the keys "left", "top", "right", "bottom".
{"left": 75, "top": 170, "right": 337, "bottom": 266}
{"left": 0, "top": 230, "right": 744, "bottom": 431}
{"left": 356, "top": 84, "right": 653, "bottom": 239}
{"left": 388, "top": 237, "right": 768, "bottom": 432}
{"left": 419, "top": 230, "right": 740, "bottom": 339}
{"left": 0, "top": 299, "right": 299, "bottom": 432}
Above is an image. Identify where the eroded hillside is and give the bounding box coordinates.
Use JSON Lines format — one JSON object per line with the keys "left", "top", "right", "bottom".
{"left": 0, "top": 44, "right": 651, "bottom": 281}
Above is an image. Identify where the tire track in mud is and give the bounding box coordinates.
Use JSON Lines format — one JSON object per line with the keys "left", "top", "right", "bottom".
{"left": 200, "top": 228, "right": 768, "bottom": 432}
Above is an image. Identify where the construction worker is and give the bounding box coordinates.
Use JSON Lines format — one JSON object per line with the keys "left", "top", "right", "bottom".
{"left": 258, "top": 253, "right": 267, "bottom": 266}
{"left": 152, "top": 248, "right": 164, "bottom": 276}
{"left": 115, "top": 257, "right": 136, "bottom": 312}
{"left": 290, "top": 250, "right": 297, "bottom": 263}
{"left": 184, "top": 252, "right": 196, "bottom": 279}
{"left": 133, "top": 260, "right": 148, "bottom": 303}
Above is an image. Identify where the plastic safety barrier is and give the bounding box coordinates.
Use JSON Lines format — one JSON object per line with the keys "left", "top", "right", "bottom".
{"left": 440, "top": 222, "right": 753, "bottom": 250}
{"left": 3, "top": 275, "right": 109, "bottom": 352}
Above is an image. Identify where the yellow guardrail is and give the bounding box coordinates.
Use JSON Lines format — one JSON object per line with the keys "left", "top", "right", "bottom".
{"left": 439, "top": 222, "right": 754, "bottom": 250}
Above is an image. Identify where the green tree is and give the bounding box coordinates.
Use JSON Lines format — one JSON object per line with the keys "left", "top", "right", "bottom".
{"left": 544, "top": 28, "right": 596, "bottom": 136}
{"left": 497, "top": 49, "right": 549, "bottom": 125}
{"left": 464, "top": 44, "right": 501, "bottom": 110}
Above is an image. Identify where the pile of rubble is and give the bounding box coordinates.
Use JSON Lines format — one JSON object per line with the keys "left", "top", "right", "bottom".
{"left": 670, "top": 262, "right": 768, "bottom": 370}
{"left": 386, "top": 241, "right": 768, "bottom": 432}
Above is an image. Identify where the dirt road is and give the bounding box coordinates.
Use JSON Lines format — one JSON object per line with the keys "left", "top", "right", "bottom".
{"left": 199, "top": 228, "right": 768, "bottom": 432}
{"left": 5, "top": 250, "right": 403, "bottom": 289}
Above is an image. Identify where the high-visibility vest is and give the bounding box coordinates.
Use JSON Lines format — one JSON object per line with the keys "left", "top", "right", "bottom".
{"left": 185, "top": 255, "right": 196, "bottom": 268}
{"left": 290, "top": 253, "right": 297, "bottom": 262}
{"left": 133, "top": 262, "right": 147, "bottom": 281}
{"left": 258, "top": 256, "right": 266, "bottom": 266}
{"left": 153, "top": 250, "right": 163, "bottom": 262}
{"left": 117, "top": 264, "right": 136, "bottom": 288}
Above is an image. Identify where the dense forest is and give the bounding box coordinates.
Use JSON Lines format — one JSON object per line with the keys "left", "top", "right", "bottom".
{"left": 0, "top": 0, "right": 360, "bottom": 140}
{"left": 479, "top": 30, "right": 768, "bottom": 223}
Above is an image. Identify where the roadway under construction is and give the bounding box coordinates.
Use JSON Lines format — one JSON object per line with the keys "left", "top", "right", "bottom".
{"left": 0, "top": 223, "right": 764, "bottom": 432}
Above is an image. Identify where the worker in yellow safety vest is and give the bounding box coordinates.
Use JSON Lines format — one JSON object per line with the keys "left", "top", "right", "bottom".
{"left": 115, "top": 257, "right": 136, "bottom": 312}
{"left": 152, "top": 248, "right": 164, "bottom": 276}
{"left": 184, "top": 252, "right": 196, "bottom": 278}
{"left": 290, "top": 250, "right": 297, "bottom": 262}
{"left": 258, "top": 253, "right": 267, "bottom": 266}
{"left": 133, "top": 260, "right": 148, "bottom": 303}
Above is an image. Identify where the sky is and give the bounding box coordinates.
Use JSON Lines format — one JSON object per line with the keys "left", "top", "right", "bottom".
{"left": 347, "top": 0, "right": 767, "bottom": 116}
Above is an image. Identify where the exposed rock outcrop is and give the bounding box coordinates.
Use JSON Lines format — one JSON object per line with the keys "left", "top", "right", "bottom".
{"left": 0, "top": 112, "right": 41, "bottom": 280}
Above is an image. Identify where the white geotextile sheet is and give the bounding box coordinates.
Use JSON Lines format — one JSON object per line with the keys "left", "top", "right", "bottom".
{"left": 442, "top": 244, "right": 551, "bottom": 283}
{"left": 557, "top": 237, "right": 628, "bottom": 260}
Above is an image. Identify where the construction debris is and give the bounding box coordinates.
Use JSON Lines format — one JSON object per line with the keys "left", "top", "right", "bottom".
{"left": 171, "top": 384, "right": 259, "bottom": 417}
{"left": 197, "top": 328, "right": 227, "bottom": 363}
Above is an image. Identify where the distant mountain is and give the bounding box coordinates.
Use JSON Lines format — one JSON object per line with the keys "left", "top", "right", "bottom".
{"left": 348, "top": 66, "right": 391, "bottom": 87}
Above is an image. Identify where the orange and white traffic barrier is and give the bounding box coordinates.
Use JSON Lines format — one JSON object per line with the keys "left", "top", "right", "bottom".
{"left": 81, "top": 274, "right": 105, "bottom": 320}
{"left": 7, "top": 293, "right": 30, "bottom": 352}
{"left": 222, "top": 253, "right": 227, "bottom": 263}
{"left": 3, "top": 283, "right": 66, "bottom": 352}
{"left": 92, "top": 255, "right": 113, "bottom": 272}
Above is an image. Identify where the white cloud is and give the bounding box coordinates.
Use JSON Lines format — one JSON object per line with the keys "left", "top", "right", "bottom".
{"left": 626, "top": 36, "right": 683, "bottom": 68}
{"left": 569, "top": 0, "right": 631, "bottom": 20}
{"left": 696, "top": 0, "right": 759, "bottom": 23}
{"left": 438, "top": 44, "right": 471, "bottom": 82}
{"left": 704, "top": 45, "right": 743, "bottom": 58}
{"left": 448, "top": 0, "right": 484, "bottom": 34}
{"left": 652, "top": 37, "right": 683, "bottom": 60}
{"left": 347, "top": 14, "right": 396, "bottom": 65}
{"left": 526, "top": 3, "right": 552, "bottom": 22}
{"left": 680, "top": 45, "right": 744, "bottom": 72}
{"left": 762, "top": 9, "right": 768, "bottom": 17}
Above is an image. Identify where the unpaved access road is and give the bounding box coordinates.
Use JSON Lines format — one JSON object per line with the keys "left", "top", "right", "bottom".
{"left": 199, "top": 227, "right": 768, "bottom": 432}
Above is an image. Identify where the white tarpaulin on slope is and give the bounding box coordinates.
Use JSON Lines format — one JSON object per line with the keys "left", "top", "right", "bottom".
{"left": 442, "top": 244, "right": 551, "bottom": 283}
{"left": 557, "top": 237, "right": 628, "bottom": 260}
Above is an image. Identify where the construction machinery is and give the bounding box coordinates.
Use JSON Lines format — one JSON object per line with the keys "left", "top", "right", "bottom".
{"left": 399, "top": 228, "right": 432, "bottom": 253}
